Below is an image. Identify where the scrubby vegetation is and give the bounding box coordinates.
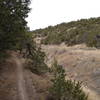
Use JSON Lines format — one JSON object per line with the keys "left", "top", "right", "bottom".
{"left": 0, "top": 0, "right": 31, "bottom": 61}
{"left": 0, "top": 1, "right": 94, "bottom": 100}
{"left": 48, "top": 59, "right": 88, "bottom": 100}
{"left": 0, "top": 0, "right": 31, "bottom": 51}
{"left": 32, "top": 17, "right": 100, "bottom": 47}
{"left": 25, "top": 41, "right": 48, "bottom": 74}
{"left": 0, "top": 0, "right": 48, "bottom": 74}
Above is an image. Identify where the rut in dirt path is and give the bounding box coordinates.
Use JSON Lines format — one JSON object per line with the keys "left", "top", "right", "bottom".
{"left": 13, "top": 56, "right": 29, "bottom": 100}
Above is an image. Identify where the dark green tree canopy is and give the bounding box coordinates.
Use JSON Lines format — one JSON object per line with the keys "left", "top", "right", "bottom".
{"left": 0, "top": 0, "right": 30, "bottom": 50}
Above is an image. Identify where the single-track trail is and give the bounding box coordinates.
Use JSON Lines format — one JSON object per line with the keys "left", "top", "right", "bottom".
{"left": 0, "top": 50, "right": 48, "bottom": 100}
{"left": 12, "top": 54, "right": 29, "bottom": 100}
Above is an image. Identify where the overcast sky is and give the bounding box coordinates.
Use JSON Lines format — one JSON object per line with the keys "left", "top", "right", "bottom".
{"left": 26, "top": 0, "right": 100, "bottom": 30}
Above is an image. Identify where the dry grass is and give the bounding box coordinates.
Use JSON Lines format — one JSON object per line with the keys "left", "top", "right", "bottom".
{"left": 42, "top": 44, "right": 100, "bottom": 100}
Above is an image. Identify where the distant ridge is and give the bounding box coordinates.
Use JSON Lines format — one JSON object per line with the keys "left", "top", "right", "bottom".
{"left": 32, "top": 17, "right": 100, "bottom": 47}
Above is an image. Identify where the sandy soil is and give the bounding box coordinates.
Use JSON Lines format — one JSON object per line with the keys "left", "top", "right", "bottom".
{"left": 12, "top": 55, "right": 29, "bottom": 100}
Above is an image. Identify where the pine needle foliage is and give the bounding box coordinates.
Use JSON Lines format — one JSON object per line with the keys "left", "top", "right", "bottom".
{"left": 0, "top": 0, "right": 30, "bottom": 50}
{"left": 49, "top": 59, "right": 88, "bottom": 100}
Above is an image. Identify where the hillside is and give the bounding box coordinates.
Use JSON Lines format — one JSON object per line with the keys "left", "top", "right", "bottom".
{"left": 0, "top": 46, "right": 100, "bottom": 100}
{"left": 32, "top": 17, "right": 100, "bottom": 47}
{"left": 32, "top": 17, "right": 100, "bottom": 99}
{"left": 42, "top": 44, "right": 100, "bottom": 100}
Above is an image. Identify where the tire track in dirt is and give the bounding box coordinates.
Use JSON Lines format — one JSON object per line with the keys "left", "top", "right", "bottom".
{"left": 13, "top": 55, "right": 29, "bottom": 100}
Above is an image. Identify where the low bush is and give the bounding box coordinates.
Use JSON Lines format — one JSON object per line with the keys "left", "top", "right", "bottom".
{"left": 49, "top": 59, "right": 88, "bottom": 100}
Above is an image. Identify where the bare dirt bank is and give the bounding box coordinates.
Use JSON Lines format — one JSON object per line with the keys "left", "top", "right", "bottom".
{"left": 42, "top": 44, "right": 100, "bottom": 100}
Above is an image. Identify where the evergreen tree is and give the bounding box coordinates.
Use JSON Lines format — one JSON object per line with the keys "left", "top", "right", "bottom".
{"left": 50, "top": 59, "right": 67, "bottom": 100}
{"left": 0, "top": 0, "right": 30, "bottom": 50}
{"left": 0, "top": 0, "right": 48, "bottom": 73}
{"left": 49, "top": 59, "right": 88, "bottom": 100}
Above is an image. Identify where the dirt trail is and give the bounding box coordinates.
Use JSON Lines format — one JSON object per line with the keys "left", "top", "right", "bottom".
{"left": 13, "top": 55, "right": 29, "bottom": 100}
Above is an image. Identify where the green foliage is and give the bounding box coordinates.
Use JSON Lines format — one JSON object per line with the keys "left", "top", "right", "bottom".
{"left": 0, "top": 0, "right": 30, "bottom": 51}
{"left": 49, "top": 59, "right": 88, "bottom": 100}
{"left": 0, "top": 0, "right": 31, "bottom": 62}
{"left": 0, "top": 0, "right": 48, "bottom": 75}
{"left": 22, "top": 34, "right": 48, "bottom": 74}
{"left": 50, "top": 59, "right": 67, "bottom": 100}
{"left": 26, "top": 44, "right": 48, "bottom": 74}
{"left": 0, "top": 0, "right": 48, "bottom": 74}
{"left": 33, "top": 17, "right": 100, "bottom": 48}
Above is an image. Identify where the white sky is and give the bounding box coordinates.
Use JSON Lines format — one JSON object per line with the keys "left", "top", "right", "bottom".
{"left": 26, "top": 0, "right": 100, "bottom": 30}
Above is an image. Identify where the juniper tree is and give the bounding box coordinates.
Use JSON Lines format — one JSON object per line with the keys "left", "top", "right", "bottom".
{"left": 49, "top": 59, "right": 88, "bottom": 100}
{"left": 0, "top": 0, "right": 30, "bottom": 50}
{"left": 0, "top": 0, "right": 48, "bottom": 74}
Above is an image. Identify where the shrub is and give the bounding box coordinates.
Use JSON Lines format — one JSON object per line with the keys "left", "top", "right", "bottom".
{"left": 49, "top": 59, "right": 88, "bottom": 100}
{"left": 25, "top": 43, "right": 48, "bottom": 74}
